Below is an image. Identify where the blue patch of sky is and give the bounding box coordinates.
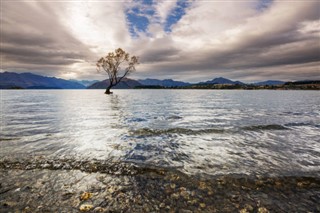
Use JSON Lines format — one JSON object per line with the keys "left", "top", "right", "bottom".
{"left": 126, "top": 0, "right": 155, "bottom": 37}
{"left": 126, "top": 0, "right": 191, "bottom": 37}
{"left": 256, "top": 0, "right": 273, "bottom": 11}
{"left": 126, "top": 13, "right": 150, "bottom": 37}
{"left": 164, "top": 0, "right": 191, "bottom": 32}
{"left": 141, "top": 0, "right": 153, "bottom": 6}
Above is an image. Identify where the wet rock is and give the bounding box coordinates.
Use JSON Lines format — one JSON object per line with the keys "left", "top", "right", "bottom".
{"left": 170, "top": 174, "right": 180, "bottom": 181}
{"left": 187, "top": 199, "right": 198, "bottom": 205}
{"left": 297, "top": 181, "right": 309, "bottom": 187}
{"left": 258, "top": 207, "right": 269, "bottom": 213}
{"left": 2, "top": 201, "right": 17, "bottom": 207}
{"left": 171, "top": 193, "right": 180, "bottom": 199}
{"left": 80, "top": 192, "right": 93, "bottom": 201}
{"left": 275, "top": 181, "right": 281, "bottom": 187}
{"left": 107, "top": 186, "right": 118, "bottom": 194}
{"left": 22, "top": 186, "right": 32, "bottom": 191}
{"left": 231, "top": 194, "right": 241, "bottom": 202}
{"left": 93, "top": 207, "right": 105, "bottom": 212}
{"left": 199, "top": 203, "right": 206, "bottom": 208}
{"left": 170, "top": 183, "right": 176, "bottom": 189}
{"left": 240, "top": 204, "right": 254, "bottom": 213}
{"left": 179, "top": 187, "right": 187, "bottom": 191}
{"left": 179, "top": 210, "right": 193, "bottom": 213}
{"left": 244, "top": 204, "right": 253, "bottom": 211}
{"left": 240, "top": 208, "right": 249, "bottom": 213}
{"left": 159, "top": 203, "right": 166, "bottom": 208}
{"left": 199, "top": 181, "right": 207, "bottom": 190}
{"left": 62, "top": 191, "right": 74, "bottom": 200}
{"left": 80, "top": 204, "right": 94, "bottom": 212}
{"left": 24, "top": 206, "right": 31, "bottom": 212}
{"left": 180, "top": 190, "right": 189, "bottom": 199}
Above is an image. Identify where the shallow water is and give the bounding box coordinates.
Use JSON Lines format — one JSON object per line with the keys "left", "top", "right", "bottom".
{"left": 1, "top": 89, "right": 320, "bottom": 177}
{"left": 1, "top": 89, "right": 320, "bottom": 212}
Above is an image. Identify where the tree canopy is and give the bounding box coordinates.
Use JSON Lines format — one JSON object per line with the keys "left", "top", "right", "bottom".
{"left": 96, "top": 48, "right": 139, "bottom": 94}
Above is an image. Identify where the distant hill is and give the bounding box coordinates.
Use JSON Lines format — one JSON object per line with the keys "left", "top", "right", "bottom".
{"left": 0, "top": 72, "right": 85, "bottom": 89}
{"left": 284, "top": 80, "right": 320, "bottom": 85}
{"left": 70, "top": 79, "right": 99, "bottom": 87}
{"left": 87, "top": 78, "right": 141, "bottom": 89}
{"left": 253, "top": 80, "right": 285, "bottom": 86}
{"left": 200, "top": 77, "right": 244, "bottom": 85}
{"left": 138, "top": 78, "right": 191, "bottom": 87}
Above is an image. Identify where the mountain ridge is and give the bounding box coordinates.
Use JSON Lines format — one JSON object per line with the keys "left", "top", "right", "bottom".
{"left": 0, "top": 72, "right": 85, "bottom": 89}
{"left": 138, "top": 78, "right": 191, "bottom": 87}
{"left": 2, "top": 71, "right": 318, "bottom": 89}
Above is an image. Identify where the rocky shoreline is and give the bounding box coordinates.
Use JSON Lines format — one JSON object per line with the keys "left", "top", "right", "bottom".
{"left": 1, "top": 161, "right": 319, "bottom": 212}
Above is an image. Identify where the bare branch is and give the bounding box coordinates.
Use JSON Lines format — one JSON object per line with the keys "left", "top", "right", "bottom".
{"left": 96, "top": 48, "right": 139, "bottom": 94}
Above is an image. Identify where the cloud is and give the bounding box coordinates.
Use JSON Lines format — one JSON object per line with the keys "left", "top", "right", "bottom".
{"left": 1, "top": 2, "right": 94, "bottom": 77}
{"left": 1, "top": 0, "right": 320, "bottom": 81}
{"left": 134, "top": 0, "right": 320, "bottom": 81}
{"left": 155, "top": 0, "right": 178, "bottom": 24}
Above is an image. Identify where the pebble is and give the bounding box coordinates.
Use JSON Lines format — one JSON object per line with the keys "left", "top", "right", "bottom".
{"left": 80, "top": 192, "right": 93, "bottom": 201}
{"left": 200, "top": 203, "right": 206, "bottom": 208}
{"left": 258, "top": 207, "right": 269, "bottom": 213}
{"left": 93, "top": 207, "right": 105, "bottom": 212}
{"left": 187, "top": 199, "right": 198, "bottom": 205}
{"left": 171, "top": 193, "right": 180, "bottom": 199}
{"left": 180, "top": 190, "right": 189, "bottom": 199}
{"left": 240, "top": 208, "right": 249, "bottom": 213}
{"left": 108, "top": 186, "right": 117, "bottom": 194}
{"left": 80, "top": 204, "right": 94, "bottom": 212}
{"left": 240, "top": 204, "right": 254, "bottom": 213}
{"left": 199, "top": 181, "right": 207, "bottom": 190}
{"left": 244, "top": 204, "right": 253, "bottom": 211}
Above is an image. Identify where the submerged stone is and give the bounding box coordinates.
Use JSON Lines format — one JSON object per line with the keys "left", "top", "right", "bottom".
{"left": 258, "top": 207, "right": 269, "bottom": 213}
{"left": 80, "top": 192, "right": 93, "bottom": 201}
{"left": 200, "top": 203, "right": 206, "bottom": 208}
{"left": 80, "top": 204, "right": 94, "bottom": 212}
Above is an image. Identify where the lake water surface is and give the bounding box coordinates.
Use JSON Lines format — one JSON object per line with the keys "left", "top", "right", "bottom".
{"left": 1, "top": 90, "right": 319, "bottom": 176}
{"left": 1, "top": 90, "right": 320, "bottom": 212}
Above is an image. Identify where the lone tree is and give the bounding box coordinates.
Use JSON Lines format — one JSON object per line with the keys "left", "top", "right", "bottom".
{"left": 96, "top": 48, "right": 139, "bottom": 94}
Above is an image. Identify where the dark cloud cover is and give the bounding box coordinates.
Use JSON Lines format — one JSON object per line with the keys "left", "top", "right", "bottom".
{"left": 1, "top": 0, "right": 319, "bottom": 82}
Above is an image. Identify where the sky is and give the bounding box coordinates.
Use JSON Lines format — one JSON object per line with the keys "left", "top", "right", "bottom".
{"left": 1, "top": 0, "right": 319, "bottom": 82}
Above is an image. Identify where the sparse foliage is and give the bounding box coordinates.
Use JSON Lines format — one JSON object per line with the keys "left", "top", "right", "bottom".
{"left": 96, "top": 48, "right": 139, "bottom": 94}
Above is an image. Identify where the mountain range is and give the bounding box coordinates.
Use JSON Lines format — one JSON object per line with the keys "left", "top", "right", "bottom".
{"left": 252, "top": 80, "right": 285, "bottom": 86}
{"left": 0, "top": 72, "right": 85, "bottom": 89}
{"left": 70, "top": 79, "right": 99, "bottom": 87}
{"left": 138, "top": 78, "right": 191, "bottom": 87}
{"left": 0, "top": 72, "right": 313, "bottom": 89}
{"left": 198, "top": 77, "right": 245, "bottom": 85}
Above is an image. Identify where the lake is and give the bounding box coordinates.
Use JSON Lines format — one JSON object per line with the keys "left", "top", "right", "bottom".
{"left": 1, "top": 90, "right": 320, "bottom": 212}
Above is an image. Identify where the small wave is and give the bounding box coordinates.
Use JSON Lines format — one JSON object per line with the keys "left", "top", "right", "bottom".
{"left": 126, "top": 118, "right": 147, "bottom": 122}
{"left": 167, "top": 115, "right": 183, "bottom": 120}
{"left": 242, "top": 124, "right": 290, "bottom": 131}
{"left": 130, "top": 125, "right": 290, "bottom": 136}
{"left": 0, "top": 137, "right": 18, "bottom": 141}
{"left": 285, "top": 122, "right": 318, "bottom": 128}
{"left": 130, "top": 127, "right": 226, "bottom": 136}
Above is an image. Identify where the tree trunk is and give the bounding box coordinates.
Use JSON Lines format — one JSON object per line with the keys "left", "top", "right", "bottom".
{"left": 105, "top": 86, "right": 113, "bottom": 94}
